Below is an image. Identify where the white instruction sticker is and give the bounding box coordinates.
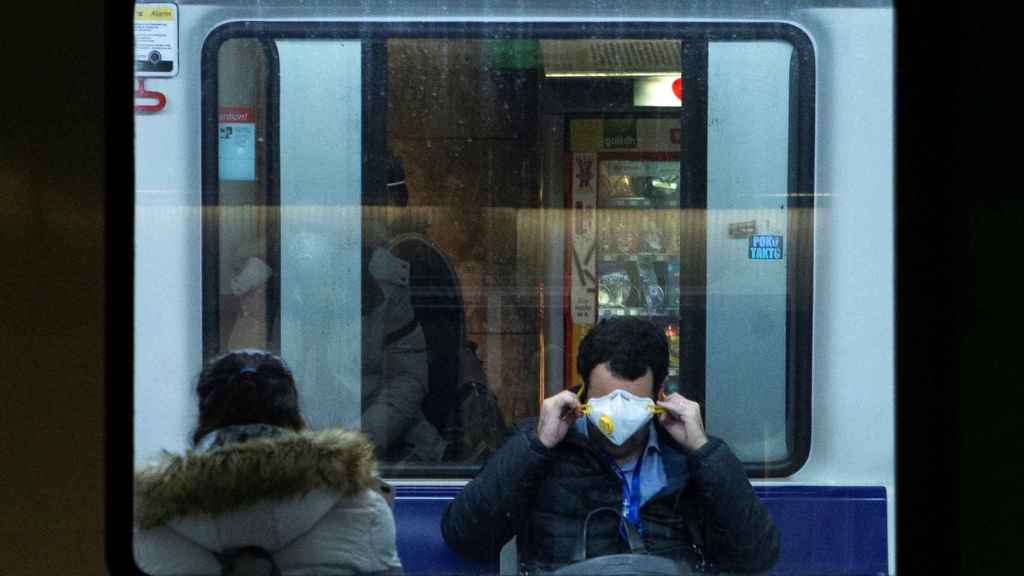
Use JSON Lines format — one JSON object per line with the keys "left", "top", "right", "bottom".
{"left": 219, "top": 107, "right": 256, "bottom": 181}
{"left": 134, "top": 4, "right": 178, "bottom": 77}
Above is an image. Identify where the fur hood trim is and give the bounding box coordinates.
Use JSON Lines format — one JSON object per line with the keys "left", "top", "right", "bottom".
{"left": 134, "top": 428, "right": 378, "bottom": 529}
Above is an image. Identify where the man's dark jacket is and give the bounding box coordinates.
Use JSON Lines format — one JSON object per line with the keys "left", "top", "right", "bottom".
{"left": 441, "top": 418, "right": 779, "bottom": 574}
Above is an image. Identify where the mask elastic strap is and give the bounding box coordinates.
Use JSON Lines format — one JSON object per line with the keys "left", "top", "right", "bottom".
{"left": 649, "top": 389, "right": 669, "bottom": 414}
{"left": 577, "top": 385, "right": 664, "bottom": 415}
{"left": 576, "top": 382, "right": 591, "bottom": 414}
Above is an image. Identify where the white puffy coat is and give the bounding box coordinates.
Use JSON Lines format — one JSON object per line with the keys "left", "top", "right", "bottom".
{"left": 133, "top": 426, "right": 402, "bottom": 575}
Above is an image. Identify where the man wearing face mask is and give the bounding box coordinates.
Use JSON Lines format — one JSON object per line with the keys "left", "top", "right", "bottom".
{"left": 441, "top": 316, "right": 779, "bottom": 574}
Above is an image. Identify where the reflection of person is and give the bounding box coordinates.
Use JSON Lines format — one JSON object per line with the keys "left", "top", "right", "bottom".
{"left": 360, "top": 238, "right": 446, "bottom": 463}
{"left": 360, "top": 155, "right": 446, "bottom": 463}
{"left": 133, "top": 350, "right": 403, "bottom": 575}
{"left": 455, "top": 259, "right": 493, "bottom": 387}
{"left": 226, "top": 254, "right": 273, "bottom": 349}
{"left": 282, "top": 226, "right": 445, "bottom": 464}
{"left": 441, "top": 317, "right": 779, "bottom": 574}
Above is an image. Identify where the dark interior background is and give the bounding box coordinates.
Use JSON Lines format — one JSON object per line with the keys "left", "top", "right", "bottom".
{"left": 1, "top": 2, "right": 110, "bottom": 574}
{"left": 0, "top": 3, "right": 986, "bottom": 575}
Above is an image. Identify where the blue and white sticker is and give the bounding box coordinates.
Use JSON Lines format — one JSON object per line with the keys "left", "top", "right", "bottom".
{"left": 218, "top": 107, "right": 256, "bottom": 181}
{"left": 749, "top": 234, "right": 783, "bottom": 260}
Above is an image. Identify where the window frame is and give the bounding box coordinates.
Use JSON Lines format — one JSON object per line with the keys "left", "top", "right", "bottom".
{"left": 200, "top": 21, "right": 815, "bottom": 478}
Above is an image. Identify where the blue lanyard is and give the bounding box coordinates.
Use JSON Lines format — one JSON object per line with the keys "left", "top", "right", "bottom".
{"left": 607, "top": 450, "right": 646, "bottom": 537}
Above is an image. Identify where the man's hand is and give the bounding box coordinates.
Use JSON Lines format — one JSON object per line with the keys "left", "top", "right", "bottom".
{"left": 656, "top": 392, "right": 708, "bottom": 452}
{"left": 536, "top": 390, "right": 583, "bottom": 449}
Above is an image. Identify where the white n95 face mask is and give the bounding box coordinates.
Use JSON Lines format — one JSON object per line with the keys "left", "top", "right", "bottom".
{"left": 583, "top": 389, "right": 657, "bottom": 446}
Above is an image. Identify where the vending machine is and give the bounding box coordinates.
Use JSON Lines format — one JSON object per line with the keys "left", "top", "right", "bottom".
{"left": 566, "top": 116, "right": 682, "bottom": 393}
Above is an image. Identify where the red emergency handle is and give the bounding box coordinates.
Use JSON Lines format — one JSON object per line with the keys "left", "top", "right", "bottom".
{"left": 134, "top": 78, "right": 166, "bottom": 113}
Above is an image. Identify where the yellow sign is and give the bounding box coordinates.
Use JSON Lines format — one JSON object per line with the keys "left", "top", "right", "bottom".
{"left": 136, "top": 6, "right": 174, "bottom": 21}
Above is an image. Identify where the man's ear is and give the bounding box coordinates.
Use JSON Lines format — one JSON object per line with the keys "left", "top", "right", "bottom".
{"left": 655, "top": 377, "right": 669, "bottom": 400}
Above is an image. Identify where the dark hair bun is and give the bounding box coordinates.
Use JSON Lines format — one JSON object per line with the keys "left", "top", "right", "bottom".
{"left": 191, "top": 350, "right": 304, "bottom": 446}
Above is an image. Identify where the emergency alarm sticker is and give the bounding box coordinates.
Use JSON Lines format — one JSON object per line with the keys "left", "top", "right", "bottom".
{"left": 134, "top": 4, "right": 178, "bottom": 77}
{"left": 219, "top": 107, "right": 256, "bottom": 181}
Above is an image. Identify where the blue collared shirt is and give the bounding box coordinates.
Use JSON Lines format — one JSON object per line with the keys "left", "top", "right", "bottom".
{"left": 574, "top": 418, "right": 669, "bottom": 511}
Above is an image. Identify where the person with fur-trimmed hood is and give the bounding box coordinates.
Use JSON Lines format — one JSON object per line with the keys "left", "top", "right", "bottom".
{"left": 133, "top": 350, "right": 403, "bottom": 575}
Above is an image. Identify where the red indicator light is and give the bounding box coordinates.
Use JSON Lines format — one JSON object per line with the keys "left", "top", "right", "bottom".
{"left": 672, "top": 77, "right": 683, "bottom": 101}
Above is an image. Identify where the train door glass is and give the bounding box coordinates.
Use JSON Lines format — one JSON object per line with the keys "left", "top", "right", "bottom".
{"left": 705, "top": 41, "right": 804, "bottom": 465}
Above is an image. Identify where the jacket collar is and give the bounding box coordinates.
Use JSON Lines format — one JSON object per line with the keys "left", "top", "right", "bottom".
{"left": 134, "top": 428, "right": 379, "bottom": 529}
{"left": 654, "top": 426, "right": 689, "bottom": 493}
{"left": 194, "top": 423, "right": 289, "bottom": 451}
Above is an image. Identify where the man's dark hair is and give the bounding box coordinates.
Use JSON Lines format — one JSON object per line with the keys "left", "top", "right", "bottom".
{"left": 576, "top": 317, "right": 669, "bottom": 400}
{"left": 191, "top": 349, "right": 305, "bottom": 446}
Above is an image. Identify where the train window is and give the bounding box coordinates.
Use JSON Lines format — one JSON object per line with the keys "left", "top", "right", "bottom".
{"left": 200, "top": 24, "right": 813, "bottom": 477}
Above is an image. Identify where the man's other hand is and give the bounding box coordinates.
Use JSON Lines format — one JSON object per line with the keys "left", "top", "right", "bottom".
{"left": 656, "top": 392, "right": 708, "bottom": 452}
{"left": 536, "top": 390, "right": 583, "bottom": 449}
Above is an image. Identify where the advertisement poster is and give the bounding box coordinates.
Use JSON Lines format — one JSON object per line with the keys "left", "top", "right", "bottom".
{"left": 571, "top": 153, "right": 597, "bottom": 325}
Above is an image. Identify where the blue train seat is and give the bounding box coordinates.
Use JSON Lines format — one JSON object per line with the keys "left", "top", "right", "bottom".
{"left": 392, "top": 485, "right": 888, "bottom": 575}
